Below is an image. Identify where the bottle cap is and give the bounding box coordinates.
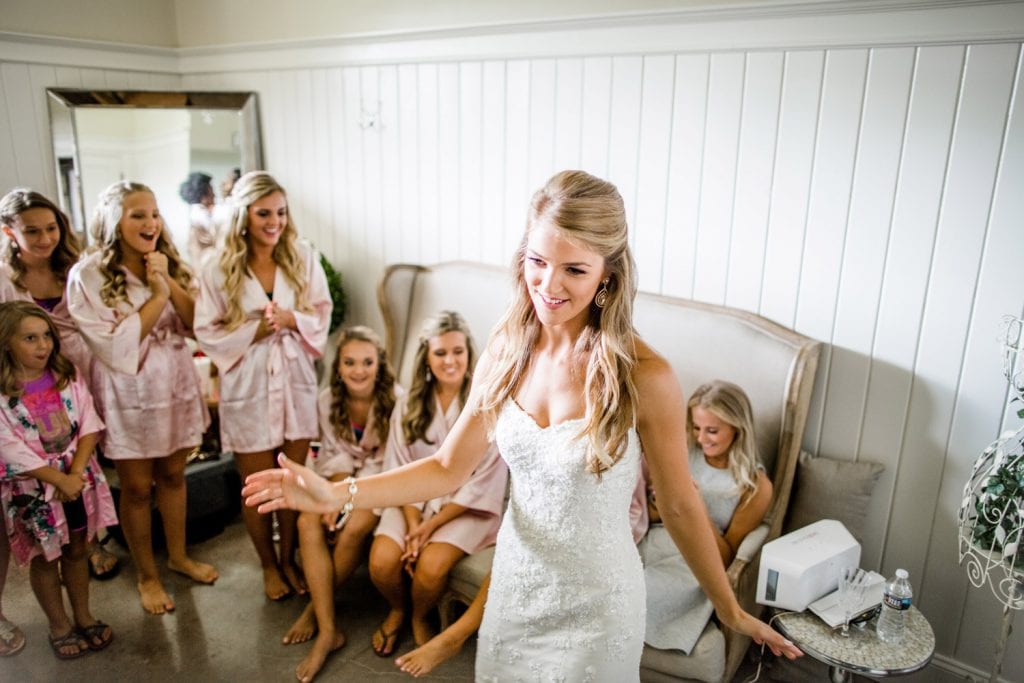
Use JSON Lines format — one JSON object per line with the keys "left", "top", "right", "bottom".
{"left": 896, "top": 568, "right": 908, "bottom": 578}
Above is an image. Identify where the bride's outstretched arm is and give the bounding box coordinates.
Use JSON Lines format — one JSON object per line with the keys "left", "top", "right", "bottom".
{"left": 243, "top": 354, "right": 496, "bottom": 515}
{"left": 635, "top": 346, "right": 802, "bottom": 661}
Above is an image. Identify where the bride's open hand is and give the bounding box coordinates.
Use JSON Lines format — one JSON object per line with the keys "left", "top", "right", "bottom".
{"left": 729, "top": 611, "right": 802, "bottom": 660}
{"left": 242, "top": 454, "right": 342, "bottom": 515}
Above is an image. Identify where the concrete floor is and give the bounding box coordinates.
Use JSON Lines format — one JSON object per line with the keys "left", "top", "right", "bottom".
{"left": 0, "top": 513, "right": 847, "bottom": 683}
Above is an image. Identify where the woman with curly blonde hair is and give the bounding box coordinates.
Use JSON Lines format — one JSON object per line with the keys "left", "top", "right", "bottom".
{"left": 244, "top": 170, "right": 801, "bottom": 680}
{"left": 67, "top": 181, "right": 216, "bottom": 616}
{"left": 194, "top": 171, "right": 331, "bottom": 602}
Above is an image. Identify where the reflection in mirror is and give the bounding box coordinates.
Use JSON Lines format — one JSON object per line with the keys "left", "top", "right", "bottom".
{"left": 46, "top": 90, "right": 262, "bottom": 266}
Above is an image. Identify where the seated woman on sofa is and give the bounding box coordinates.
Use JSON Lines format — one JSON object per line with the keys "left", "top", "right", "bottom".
{"left": 369, "top": 310, "right": 507, "bottom": 657}
{"left": 640, "top": 379, "right": 772, "bottom": 654}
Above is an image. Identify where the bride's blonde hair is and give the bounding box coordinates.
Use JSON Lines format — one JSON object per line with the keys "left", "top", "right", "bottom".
{"left": 218, "top": 171, "right": 309, "bottom": 329}
{"left": 90, "top": 181, "right": 192, "bottom": 309}
{"left": 476, "top": 170, "right": 639, "bottom": 474}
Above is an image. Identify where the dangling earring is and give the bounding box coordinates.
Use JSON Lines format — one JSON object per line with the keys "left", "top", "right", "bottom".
{"left": 594, "top": 278, "right": 611, "bottom": 309}
{"left": 425, "top": 366, "right": 433, "bottom": 381}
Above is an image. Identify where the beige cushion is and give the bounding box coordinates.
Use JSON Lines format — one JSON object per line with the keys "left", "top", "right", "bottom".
{"left": 784, "top": 451, "right": 884, "bottom": 543}
{"left": 447, "top": 545, "right": 495, "bottom": 599}
{"left": 640, "top": 621, "right": 725, "bottom": 683}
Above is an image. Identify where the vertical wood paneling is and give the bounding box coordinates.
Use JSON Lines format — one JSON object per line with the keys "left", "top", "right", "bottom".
{"left": 480, "top": 61, "right": 506, "bottom": 266}
{"left": 309, "top": 68, "right": 332, "bottom": 254}
{"left": 885, "top": 44, "right": 1018, "bottom": 629}
{"left": 326, "top": 67, "right": 350, "bottom": 270}
{"left": 692, "top": 52, "right": 745, "bottom": 304}
{"left": 725, "top": 51, "right": 783, "bottom": 313}
{"left": 396, "top": 63, "right": 421, "bottom": 263}
{"left": 819, "top": 47, "right": 915, "bottom": 569}
{"left": 2, "top": 64, "right": 48, "bottom": 190}
{"left": 607, "top": 56, "right": 643, "bottom": 240}
{"left": 503, "top": 61, "right": 530, "bottom": 258}
{"left": 340, "top": 67, "right": 369, "bottom": 323}
{"left": 437, "top": 63, "right": 460, "bottom": 263}
{"left": 950, "top": 50, "right": 1024, "bottom": 673}
{"left": 527, "top": 59, "right": 556, "bottom": 191}
{"left": 0, "top": 66, "right": 20, "bottom": 191}
{"left": 416, "top": 63, "right": 441, "bottom": 266}
{"left": 553, "top": 58, "right": 583, "bottom": 173}
{"left": 633, "top": 55, "right": 675, "bottom": 294}
{"left": 759, "top": 50, "right": 824, "bottom": 329}
{"left": 661, "top": 54, "right": 709, "bottom": 300}
{"left": 858, "top": 45, "right": 964, "bottom": 571}
{"left": 458, "top": 62, "right": 483, "bottom": 262}
{"left": 379, "top": 65, "right": 403, "bottom": 271}
{"left": 360, "top": 65, "right": 385, "bottom": 286}
{"left": 27, "top": 65, "right": 58, "bottom": 199}
{"left": 579, "top": 57, "right": 612, "bottom": 181}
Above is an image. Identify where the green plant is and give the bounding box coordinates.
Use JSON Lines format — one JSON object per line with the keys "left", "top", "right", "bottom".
{"left": 319, "top": 253, "right": 347, "bottom": 332}
{"left": 970, "top": 430, "right": 1024, "bottom": 566}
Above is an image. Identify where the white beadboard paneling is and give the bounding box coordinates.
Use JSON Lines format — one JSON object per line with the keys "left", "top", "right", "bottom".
{"left": 481, "top": 60, "right": 506, "bottom": 266}
{"left": 725, "top": 51, "right": 783, "bottom": 314}
{"left": 396, "top": 63, "right": 421, "bottom": 264}
{"left": 553, "top": 58, "right": 583, "bottom": 173}
{"left": 379, "top": 65, "right": 403, "bottom": 271}
{"left": 341, "top": 66, "right": 369, "bottom": 324}
{"left": 416, "top": 63, "right": 441, "bottom": 266}
{"left": 633, "top": 55, "right": 675, "bottom": 295}
{"left": 326, "top": 67, "right": 350, "bottom": 271}
{"left": 661, "top": 53, "right": 709, "bottom": 300}
{"left": 859, "top": 45, "right": 964, "bottom": 569}
{"left": 27, "top": 64, "right": 58, "bottom": 199}
{"left": 458, "top": 61, "right": 483, "bottom": 263}
{"left": 819, "top": 46, "right": 915, "bottom": 569}
{"left": 759, "top": 50, "right": 823, "bottom": 329}
{"left": 929, "top": 44, "right": 1024, "bottom": 668}
{"left": 0, "top": 65, "right": 20, "bottom": 191}
{"left": 527, "top": 59, "right": 556, "bottom": 191}
{"left": 503, "top": 60, "right": 530, "bottom": 258}
{"left": 692, "top": 52, "right": 745, "bottom": 305}
{"left": 579, "top": 56, "right": 612, "bottom": 181}
{"left": 2, "top": 63, "right": 48, "bottom": 189}
{"left": 885, "top": 44, "right": 1018, "bottom": 623}
{"left": 360, "top": 65, "right": 385, "bottom": 283}
{"left": 607, "top": 56, "right": 642, "bottom": 243}
{"left": 437, "top": 62, "right": 460, "bottom": 264}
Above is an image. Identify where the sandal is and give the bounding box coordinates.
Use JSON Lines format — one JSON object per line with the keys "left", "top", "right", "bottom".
{"left": 88, "top": 535, "right": 121, "bottom": 580}
{"left": 77, "top": 621, "right": 114, "bottom": 651}
{"left": 372, "top": 624, "right": 401, "bottom": 658}
{"left": 0, "top": 619, "right": 25, "bottom": 657}
{"left": 48, "top": 629, "right": 89, "bottom": 660}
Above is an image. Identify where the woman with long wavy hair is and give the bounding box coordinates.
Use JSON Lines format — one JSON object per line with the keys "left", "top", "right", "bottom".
{"left": 244, "top": 170, "right": 801, "bottom": 680}
{"left": 194, "top": 171, "right": 331, "bottom": 602}
{"left": 67, "top": 181, "right": 216, "bottom": 616}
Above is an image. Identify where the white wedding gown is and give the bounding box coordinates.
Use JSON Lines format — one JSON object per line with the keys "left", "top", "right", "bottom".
{"left": 476, "top": 400, "right": 645, "bottom": 683}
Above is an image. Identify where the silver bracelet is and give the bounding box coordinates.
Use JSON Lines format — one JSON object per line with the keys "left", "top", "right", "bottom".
{"left": 331, "top": 476, "right": 358, "bottom": 531}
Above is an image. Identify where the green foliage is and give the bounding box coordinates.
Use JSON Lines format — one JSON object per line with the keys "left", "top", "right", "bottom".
{"left": 973, "top": 443, "right": 1024, "bottom": 565}
{"left": 319, "top": 253, "right": 347, "bottom": 332}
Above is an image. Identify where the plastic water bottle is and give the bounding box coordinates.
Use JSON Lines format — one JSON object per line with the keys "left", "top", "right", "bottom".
{"left": 876, "top": 568, "right": 912, "bottom": 644}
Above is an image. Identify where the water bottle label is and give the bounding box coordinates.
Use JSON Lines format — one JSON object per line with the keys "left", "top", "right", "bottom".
{"left": 883, "top": 594, "right": 911, "bottom": 610}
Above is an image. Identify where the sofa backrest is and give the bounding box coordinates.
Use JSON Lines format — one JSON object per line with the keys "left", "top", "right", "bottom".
{"left": 378, "top": 261, "right": 821, "bottom": 537}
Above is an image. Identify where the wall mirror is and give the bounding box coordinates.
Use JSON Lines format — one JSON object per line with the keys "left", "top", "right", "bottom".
{"left": 47, "top": 89, "right": 262, "bottom": 265}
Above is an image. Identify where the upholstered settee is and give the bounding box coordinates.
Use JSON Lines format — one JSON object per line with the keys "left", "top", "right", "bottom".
{"left": 377, "top": 261, "right": 821, "bottom": 683}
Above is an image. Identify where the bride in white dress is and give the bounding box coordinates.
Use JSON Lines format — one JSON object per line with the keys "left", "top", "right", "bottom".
{"left": 243, "top": 170, "right": 802, "bottom": 681}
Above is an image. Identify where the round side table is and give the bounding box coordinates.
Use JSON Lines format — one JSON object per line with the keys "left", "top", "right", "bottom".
{"left": 774, "top": 607, "right": 934, "bottom": 683}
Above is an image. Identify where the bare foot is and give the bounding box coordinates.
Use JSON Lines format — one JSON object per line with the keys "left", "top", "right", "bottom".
{"left": 167, "top": 557, "right": 219, "bottom": 584}
{"left": 372, "top": 609, "right": 405, "bottom": 656}
{"left": 264, "top": 566, "right": 293, "bottom": 601}
{"left": 295, "top": 628, "right": 345, "bottom": 682}
{"left": 396, "top": 629, "right": 467, "bottom": 677}
{"left": 283, "top": 603, "right": 317, "bottom": 645}
{"left": 138, "top": 578, "right": 175, "bottom": 615}
{"left": 410, "top": 614, "right": 436, "bottom": 647}
{"left": 281, "top": 561, "right": 308, "bottom": 596}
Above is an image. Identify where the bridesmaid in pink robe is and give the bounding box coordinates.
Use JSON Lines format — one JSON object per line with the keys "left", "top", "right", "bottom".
{"left": 67, "top": 181, "right": 217, "bottom": 616}
{"left": 193, "top": 171, "right": 332, "bottom": 602}
{"left": 283, "top": 326, "right": 402, "bottom": 682}
{"left": 369, "top": 311, "right": 508, "bottom": 657}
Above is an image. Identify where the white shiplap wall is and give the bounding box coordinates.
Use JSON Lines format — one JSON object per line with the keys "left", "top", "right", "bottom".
{"left": 2, "top": 2, "right": 1023, "bottom": 679}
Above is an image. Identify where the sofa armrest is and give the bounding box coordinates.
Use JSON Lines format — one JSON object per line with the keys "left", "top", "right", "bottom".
{"left": 726, "top": 523, "right": 769, "bottom": 586}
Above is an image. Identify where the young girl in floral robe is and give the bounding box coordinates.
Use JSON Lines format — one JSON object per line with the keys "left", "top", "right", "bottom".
{"left": 0, "top": 301, "right": 117, "bottom": 659}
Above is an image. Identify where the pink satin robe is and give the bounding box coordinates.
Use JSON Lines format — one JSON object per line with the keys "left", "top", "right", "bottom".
{"left": 307, "top": 384, "right": 405, "bottom": 480}
{"left": 0, "top": 375, "right": 117, "bottom": 565}
{"left": 0, "top": 261, "right": 92, "bottom": 374}
{"left": 66, "top": 251, "right": 210, "bottom": 459}
{"left": 193, "top": 241, "right": 331, "bottom": 454}
{"left": 374, "top": 393, "right": 508, "bottom": 554}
